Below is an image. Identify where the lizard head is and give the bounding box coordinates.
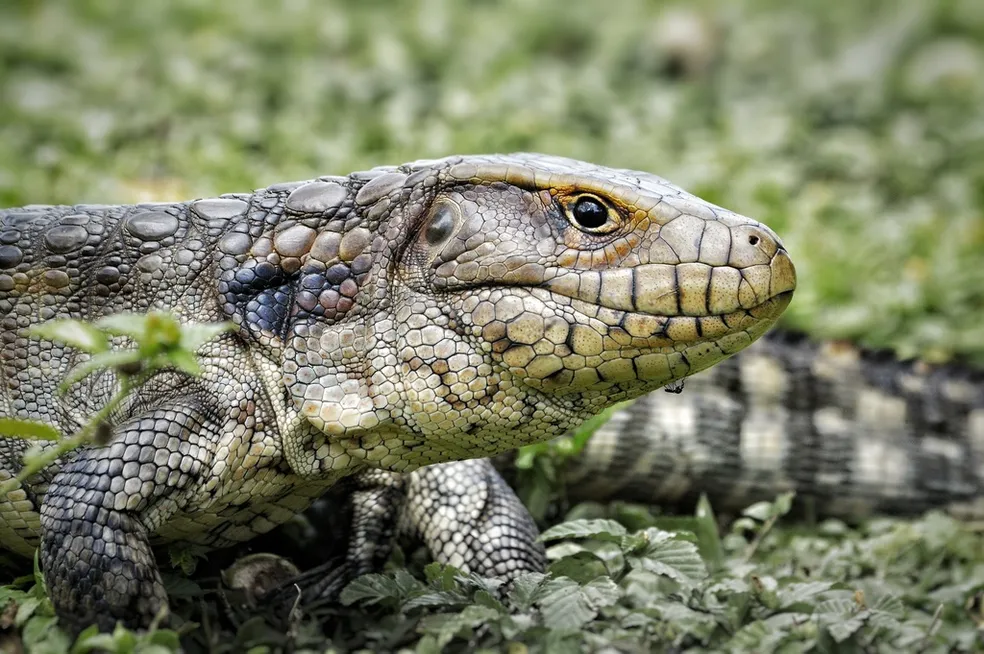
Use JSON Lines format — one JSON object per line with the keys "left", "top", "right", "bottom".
{"left": 222, "top": 154, "right": 794, "bottom": 472}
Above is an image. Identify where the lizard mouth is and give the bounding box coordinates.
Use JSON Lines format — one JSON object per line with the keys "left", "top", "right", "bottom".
{"left": 481, "top": 250, "right": 795, "bottom": 392}
{"left": 558, "top": 288, "right": 792, "bottom": 353}
{"left": 542, "top": 249, "right": 796, "bottom": 322}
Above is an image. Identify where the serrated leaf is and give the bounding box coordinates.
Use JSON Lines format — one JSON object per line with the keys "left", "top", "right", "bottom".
{"left": 620, "top": 530, "right": 650, "bottom": 555}
{"left": 826, "top": 615, "right": 866, "bottom": 643}
{"left": 536, "top": 577, "right": 600, "bottom": 632}
{"left": 339, "top": 574, "right": 403, "bottom": 606}
{"left": 539, "top": 519, "right": 627, "bottom": 542}
{"left": 581, "top": 576, "right": 620, "bottom": 607}
{"left": 459, "top": 570, "right": 504, "bottom": 596}
{"left": 547, "top": 551, "right": 611, "bottom": 584}
{"left": 392, "top": 568, "right": 427, "bottom": 598}
{"left": 868, "top": 593, "right": 904, "bottom": 618}
{"left": 111, "top": 622, "right": 137, "bottom": 650}
{"left": 627, "top": 531, "right": 706, "bottom": 585}
{"left": 473, "top": 589, "right": 505, "bottom": 613}
{"left": 418, "top": 605, "right": 501, "bottom": 650}
{"left": 507, "top": 572, "right": 547, "bottom": 611}
{"left": 0, "top": 418, "right": 61, "bottom": 441}
{"left": 778, "top": 581, "right": 835, "bottom": 609}
{"left": 401, "top": 591, "right": 463, "bottom": 611}
{"left": 74, "top": 632, "right": 120, "bottom": 653}
{"left": 773, "top": 491, "right": 795, "bottom": 516}
{"left": 161, "top": 575, "right": 203, "bottom": 600}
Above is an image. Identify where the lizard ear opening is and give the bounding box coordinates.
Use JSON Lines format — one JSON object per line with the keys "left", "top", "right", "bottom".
{"left": 423, "top": 200, "right": 461, "bottom": 249}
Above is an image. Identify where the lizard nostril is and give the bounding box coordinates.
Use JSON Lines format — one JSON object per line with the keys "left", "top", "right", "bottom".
{"left": 748, "top": 234, "right": 760, "bottom": 246}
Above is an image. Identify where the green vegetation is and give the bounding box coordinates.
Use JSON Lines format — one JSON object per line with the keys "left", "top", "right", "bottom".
{"left": 0, "top": 0, "right": 983, "bottom": 651}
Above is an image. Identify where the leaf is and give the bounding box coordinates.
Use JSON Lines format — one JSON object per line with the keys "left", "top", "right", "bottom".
{"left": 179, "top": 321, "right": 234, "bottom": 351}
{"left": 580, "top": 576, "right": 620, "bottom": 608}
{"left": 826, "top": 615, "right": 866, "bottom": 643}
{"left": 536, "top": 577, "right": 601, "bottom": 632}
{"left": 73, "top": 631, "right": 120, "bottom": 653}
{"left": 418, "top": 605, "right": 501, "bottom": 650}
{"left": 743, "top": 492, "right": 796, "bottom": 521}
{"left": 868, "top": 592, "right": 905, "bottom": 618}
{"left": 539, "top": 519, "right": 627, "bottom": 542}
{"left": 95, "top": 312, "right": 155, "bottom": 340}
{"left": 58, "top": 350, "right": 142, "bottom": 391}
{"left": 778, "top": 581, "right": 835, "bottom": 610}
{"left": 15, "top": 596, "right": 40, "bottom": 626}
{"left": 547, "top": 551, "right": 613, "bottom": 584}
{"left": 0, "top": 418, "right": 61, "bottom": 441}
{"left": 627, "top": 532, "right": 707, "bottom": 586}
{"left": 110, "top": 622, "right": 137, "bottom": 651}
{"left": 21, "top": 614, "right": 69, "bottom": 652}
{"left": 135, "top": 646, "right": 179, "bottom": 654}
{"left": 507, "top": 572, "right": 547, "bottom": 611}
{"left": 161, "top": 575, "right": 203, "bottom": 600}
{"left": 423, "top": 562, "right": 459, "bottom": 591}
{"left": 164, "top": 348, "right": 201, "bottom": 376}
{"left": 694, "top": 494, "right": 725, "bottom": 571}
{"left": 147, "top": 629, "right": 182, "bottom": 650}
{"left": 742, "top": 502, "right": 775, "bottom": 522}
{"left": 401, "top": 591, "right": 465, "bottom": 611}
{"left": 30, "top": 320, "right": 108, "bottom": 353}
{"left": 339, "top": 574, "right": 404, "bottom": 606}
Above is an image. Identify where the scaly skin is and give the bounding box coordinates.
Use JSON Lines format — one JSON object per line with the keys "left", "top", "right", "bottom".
{"left": 553, "top": 330, "right": 984, "bottom": 520}
{"left": 0, "top": 153, "right": 794, "bottom": 633}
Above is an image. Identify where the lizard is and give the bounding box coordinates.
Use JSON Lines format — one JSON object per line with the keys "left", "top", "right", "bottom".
{"left": 0, "top": 153, "right": 795, "bottom": 634}
{"left": 541, "top": 328, "right": 984, "bottom": 521}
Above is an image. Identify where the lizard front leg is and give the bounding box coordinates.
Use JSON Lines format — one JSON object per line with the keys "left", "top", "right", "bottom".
{"left": 259, "top": 461, "right": 543, "bottom": 612}
{"left": 400, "top": 458, "right": 546, "bottom": 578}
{"left": 39, "top": 400, "right": 212, "bottom": 635}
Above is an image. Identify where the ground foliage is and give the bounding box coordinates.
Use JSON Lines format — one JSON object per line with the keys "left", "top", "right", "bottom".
{"left": 0, "top": 0, "right": 983, "bottom": 652}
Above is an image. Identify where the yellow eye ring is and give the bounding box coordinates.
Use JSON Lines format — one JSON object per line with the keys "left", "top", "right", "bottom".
{"left": 560, "top": 194, "right": 621, "bottom": 234}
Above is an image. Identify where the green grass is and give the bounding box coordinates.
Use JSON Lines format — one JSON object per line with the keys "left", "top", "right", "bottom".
{"left": 1, "top": 0, "right": 983, "bottom": 651}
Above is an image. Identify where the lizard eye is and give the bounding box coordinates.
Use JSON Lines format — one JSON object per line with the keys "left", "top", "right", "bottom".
{"left": 562, "top": 194, "right": 620, "bottom": 233}
{"left": 424, "top": 201, "right": 459, "bottom": 246}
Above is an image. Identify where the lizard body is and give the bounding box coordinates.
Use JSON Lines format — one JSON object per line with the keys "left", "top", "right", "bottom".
{"left": 0, "top": 153, "right": 793, "bottom": 632}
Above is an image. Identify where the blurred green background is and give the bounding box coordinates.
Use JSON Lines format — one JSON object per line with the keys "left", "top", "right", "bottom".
{"left": 1, "top": 0, "right": 982, "bottom": 362}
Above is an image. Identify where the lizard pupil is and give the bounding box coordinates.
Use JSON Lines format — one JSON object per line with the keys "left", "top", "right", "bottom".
{"left": 425, "top": 205, "right": 455, "bottom": 245}
{"left": 572, "top": 197, "right": 608, "bottom": 229}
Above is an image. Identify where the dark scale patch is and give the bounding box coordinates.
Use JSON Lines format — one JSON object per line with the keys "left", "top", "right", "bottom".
{"left": 218, "top": 254, "right": 297, "bottom": 344}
